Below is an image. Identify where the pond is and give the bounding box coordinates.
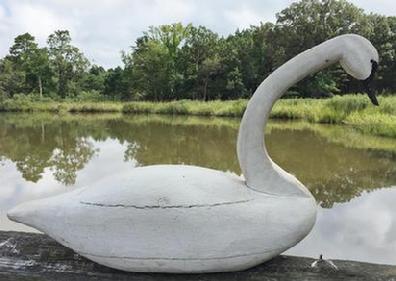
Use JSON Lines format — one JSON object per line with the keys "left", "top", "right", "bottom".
{"left": 0, "top": 113, "right": 395, "bottom": 265}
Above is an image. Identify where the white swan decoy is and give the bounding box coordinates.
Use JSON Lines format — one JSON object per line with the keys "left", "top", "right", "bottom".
{"left": 7, "top": 34, "right": 379, "bottom": 273}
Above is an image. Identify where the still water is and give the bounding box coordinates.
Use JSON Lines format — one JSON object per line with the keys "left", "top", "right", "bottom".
{"left": 0, "top": 113, "right": 395, "bottom": 265}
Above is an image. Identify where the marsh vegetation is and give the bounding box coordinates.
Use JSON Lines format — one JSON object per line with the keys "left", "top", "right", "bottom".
{"left": 2, "top": 94, "right": 396, "bottom": 137}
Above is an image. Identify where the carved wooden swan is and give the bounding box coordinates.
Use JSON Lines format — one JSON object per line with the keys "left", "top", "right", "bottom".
{"left": 7, "top": 34, "right": 379, "bottom": 273}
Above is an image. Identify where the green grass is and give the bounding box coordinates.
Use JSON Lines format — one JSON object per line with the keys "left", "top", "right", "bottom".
{"left": 122, "top": 95, "right": 396, "bottom": 137}
{"left": 122, "top": 99, "right": 248, "bottom": 117}
{"left": 0, "top": 98, "right": 123, "bottom": 113}
{"left": 1, "top": 94, "right": 396, "bottom": 137}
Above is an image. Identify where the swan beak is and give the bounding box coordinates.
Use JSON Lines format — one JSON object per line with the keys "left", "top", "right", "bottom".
{"left": 363, "top": 60, "right": 379, "bottom": 106}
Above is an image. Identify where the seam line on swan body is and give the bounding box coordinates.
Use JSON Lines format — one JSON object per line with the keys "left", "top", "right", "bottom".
{"left": 79, "top": 199, "right": 253, "bottom": 209}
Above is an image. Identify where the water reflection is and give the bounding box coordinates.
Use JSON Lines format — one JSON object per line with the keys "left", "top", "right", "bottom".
{"left": 287, "top": 186, "right": 396, "bottom": 265}
{"left": 0, "top": 116, "right": 97, "bottom": 185}
{"left": 0, "top": 113, "right": 396, "bottom": 264}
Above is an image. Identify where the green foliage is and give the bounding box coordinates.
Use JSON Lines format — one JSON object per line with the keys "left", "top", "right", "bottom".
{"left": 47, "top": 30, "right": 89, "bottom": 98}
{"left": 103, "top": 66, "right": 131, "bottom": 100}
{"left": 74, "top": 90, "right": 104, "bottom": 102}
{"left": 80, "top": 65, "right": 106, "bottom": 93}
{"left": 7, "top": 33, "right": 52, "bottom": 98}
{"left": 119, "top": 0, "right": 395, "bottom": 100}
{"left": 179, "top": 25, "right": 221, "bottom": 100}
{"left": 0, "top": 0, "right": 395, "bottom": 101}
{"left": 0, "top": 58, "right": 25, "bottom": 97}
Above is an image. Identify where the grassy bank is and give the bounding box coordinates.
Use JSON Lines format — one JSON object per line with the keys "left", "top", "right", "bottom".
{"left": 1, "top": 94, "right": 396, "bottom": 137}
{"left": 0, "top": 98, "right": 123, "bottom": 113}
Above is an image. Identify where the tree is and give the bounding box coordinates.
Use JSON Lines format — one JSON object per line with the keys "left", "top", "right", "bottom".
{"left": 47, "top": 30, "right": 89, "bottom": 98}
{"left": 177, "top": 26, "right": 220, "bottom": 100}
{"left": 365, "top": 15, "right": 396, "bottom": 92}
{"left": 132, "top": 39, "right": 173, "bottom": 100}
{"left": 9, "top": 33, "right": 37, "bottom": 62}
{"left": 7, "top": 33, "right": 51, "bottom": 97}
{"left": 383, "top": 16, "right": 396, "bottom": 92}
{"left": 216, "top": 33, "right": 251, "bottom": 99}
{"left": 0, "top": 58, "right": 25, "bottom": 97}
{"left": 198, "top": 55, "right": 222, "bottom": 100}
{"left": 275, "top": 0, "right": 367, "bottom": 53}
{"left": 124, "top": 23, "right": 192, "bottom": 101}
{"left": 31, "top": 48, "right": 52, "bottom": 98}
{"left": 80, "top": 65, "right": 106, "bottom": 93}
{"left": 103, "top": 66, "right": 130, "bottom": 100}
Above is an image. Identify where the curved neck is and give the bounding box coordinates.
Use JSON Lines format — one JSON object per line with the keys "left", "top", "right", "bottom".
{"left": 237, "top": 38, "right": 342, "bottom": 196}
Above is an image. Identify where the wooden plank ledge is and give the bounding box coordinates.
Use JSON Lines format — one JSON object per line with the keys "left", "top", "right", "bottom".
{"left": 0, "top": 231, "right": 394, "bottom": 281}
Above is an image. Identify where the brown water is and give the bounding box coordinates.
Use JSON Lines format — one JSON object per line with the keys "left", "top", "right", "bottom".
{"left": 0, "top": 113, "right": 395, "bottom": 265}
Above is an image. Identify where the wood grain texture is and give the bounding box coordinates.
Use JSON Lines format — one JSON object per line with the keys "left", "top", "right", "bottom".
{"left": 0, "top": 231, "right": 395, "bottom": 281}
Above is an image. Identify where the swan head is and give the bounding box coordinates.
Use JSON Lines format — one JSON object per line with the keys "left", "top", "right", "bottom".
{"left": 339, "top": 34, "right": 379, "bottom": 105}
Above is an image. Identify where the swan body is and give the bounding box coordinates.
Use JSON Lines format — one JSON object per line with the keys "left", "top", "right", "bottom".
{"left": 7, "top": 34, "right": 379, "bottom": 273}
{"left": 8, "top": 165, "right": 316, "bottom": 272}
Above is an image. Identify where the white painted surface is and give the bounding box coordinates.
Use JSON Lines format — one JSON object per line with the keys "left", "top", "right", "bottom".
{"left": 7, "top": 34, "right": 378, "bottom": 272}
{"left": 8, "top": 165, "right": 316, "bottom": 272}
{"left": 237, "top": 34, "right": 378, "bottom": 197}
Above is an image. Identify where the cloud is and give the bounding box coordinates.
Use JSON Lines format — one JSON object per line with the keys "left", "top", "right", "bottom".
{"left": 0, "top": 0, "right": 394, "bottom": 68}
{"left": 0, "top": 1, "right": 76, "bottom": 63}
{"left": 224, "top": 5, "right": 264, "bottom": 30}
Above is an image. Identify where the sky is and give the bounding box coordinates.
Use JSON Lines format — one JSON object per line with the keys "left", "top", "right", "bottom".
{"left": 0, "top": 0, "right": 395, "bottom": 68}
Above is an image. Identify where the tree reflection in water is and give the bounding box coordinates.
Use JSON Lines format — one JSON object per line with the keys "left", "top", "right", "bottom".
{"left": 0, "top": 113, "right": 396, "bottom": 207}
{"left": 0, "top": 116, "right": 97, "bottom": 185}
{"left": 49, "top": 138, "right": 97, "bottom": 185}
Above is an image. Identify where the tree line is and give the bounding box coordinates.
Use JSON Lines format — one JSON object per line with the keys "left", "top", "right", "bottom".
{"left": 0, "top": 0, "right": 395, "bottom": 102}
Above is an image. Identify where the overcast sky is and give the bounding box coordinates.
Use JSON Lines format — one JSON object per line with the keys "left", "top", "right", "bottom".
{"left": 0, "top": 0, "right": 395, "bottom": 68}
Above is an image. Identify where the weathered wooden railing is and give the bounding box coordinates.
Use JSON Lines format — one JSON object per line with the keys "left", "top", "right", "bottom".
{"left": 0, "top": 231, "right": 394, "bottom": 281}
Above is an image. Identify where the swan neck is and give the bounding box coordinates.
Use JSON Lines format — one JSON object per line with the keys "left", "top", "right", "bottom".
{"left": 237, "top": 39, "right": 342, "bottom": 196}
